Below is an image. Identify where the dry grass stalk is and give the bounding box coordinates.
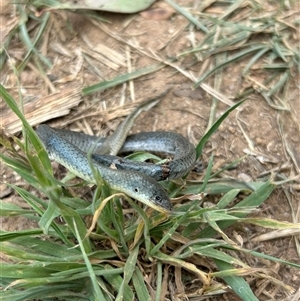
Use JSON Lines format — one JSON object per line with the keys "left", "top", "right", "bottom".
{"left": 1, "top": 87, "right": 82, "bottom": 134}
{"left": 251, "top": 228, "right": 300, "bottom": 242}
{"left": 81, "top": 33, "right": 126, "bottom": 70}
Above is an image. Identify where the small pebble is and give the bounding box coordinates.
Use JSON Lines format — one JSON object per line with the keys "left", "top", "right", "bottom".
{"left": 238, "top": 173, "right": 252, "bottom": 182}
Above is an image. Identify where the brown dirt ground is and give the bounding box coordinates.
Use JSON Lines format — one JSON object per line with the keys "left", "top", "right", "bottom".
{"left": 1, "top": 1, "right": 300, "bottom": 300}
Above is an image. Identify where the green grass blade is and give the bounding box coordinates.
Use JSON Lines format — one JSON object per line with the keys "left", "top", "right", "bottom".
{"left": 216, "top": 189, "right": 241, "bottom": 209}
{"left": 214, "top": 259, "right": 260, "bottom": 301}
{"left": 1, "top": 283, "right": 87, "bottom": 301}
{"left": 116, "top": 243, "right": 140, "bottom": 301}
{"left": 0, "top": 153, "right": 39, "bottom": 188}
{"left": 17, "top": 7, "right": 52, "bottom": 71}
{"left": 128, "top": 200, "right": 152, "bottom": 253}
{"left": 107, "top": 199, "right": 128, "bottom": 252}
{"left": 197, "top": 180, "right": 275, "bottom": 238}
{"left": 103, "top": 265, "right": 135, "bottom": 301}
{"left": 7, "top": 184, "right": 71, "bottom": 245}
{"left": 229, "top": 245, "right": 300, "bottom": 269}
{"left": 154, "top": 261, "right": 163, "bottom": 301}
{"left": 73, "top": 219, "right": 107, "bottom": 300}
{"left": 132, "top": 267, "right": 151, "bottom": 301}
{"left": 1, "top": 235, "right": 81, "bottom": 261}
{"left": 196, "top": 99, "right": 246, "bottom": 158}
{"left": 1, "top": 264, "right": 55, "bottom": 278}
{"left": 241, "top": 217, "right": 300, "bottom": 229}
{"left": 154, "top": 251, "right": 209, "bottom": 285}
{"left": 82, "top": 64, "right": 164, "bottom": 95}
{"left": 194, "top": 247, "right": 247, "bottom": 268}
{"left": 0, "top": 200, "right": 35, "bottom": 217}
{"left": 197, "top": 154, "right": 213, "bottom": 193}
{"left": 47, "top": 191, "right": 92, "bottom": 253}
{"left": 150, "top": 197, "right": 201, "bottom": 256}
{"left": 0, "top": 229, "right": 43, "bottom": 242}
{"left": 242, "top": 47, "right": 270, "bottom": 75}
{"left": 267, "top": 71, "right": 289, "bottom": 97}
{"left": 0, "top": 84, "right": 52, "bottom": 177}
{"left": 39, "top": 200, "right": 60, "bottom": 233}
{"left": 164, "top": 0, "right": 208, "bottom": 33}
{"left": 194, "top": 45, "right": 268, "bottom": 87}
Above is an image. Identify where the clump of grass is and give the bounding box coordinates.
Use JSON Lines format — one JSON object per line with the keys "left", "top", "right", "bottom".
{"left": 174, "top": 0, "right": 300, "bottom": 109}
{"left": 1, "top": 84, "right": 299, "bottom": 301}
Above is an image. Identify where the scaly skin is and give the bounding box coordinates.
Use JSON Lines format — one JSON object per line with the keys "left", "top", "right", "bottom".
{"left": 97, "top": 89, "right": 170, "bottom": 155}
{"left": 36, "top": 125, "right": 173, "bottom": 213}
{"left": 36, "top": 90, "right": 196, "bottom": 212}
{"left": 54, "top": 130, "right": 196, "bottom": 181}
